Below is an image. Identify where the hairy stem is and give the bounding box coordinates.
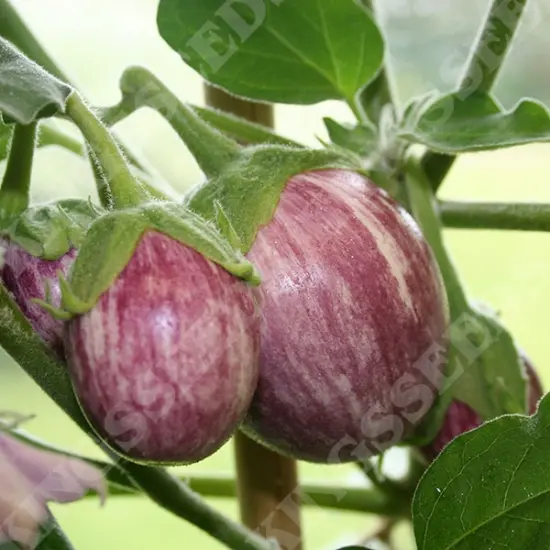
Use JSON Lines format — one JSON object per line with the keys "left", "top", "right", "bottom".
{"left": 0, "top": 122, "right": 37, "bottom": 221}
{"left": 119, "top": 462, "right": 275, "bottom": 550}
{"left": 10, "top": 427, "right": 411, "bottom": 519}
{"left": 38, "top": 124, "right": 84, "bottom": 156}
{"left": 114, "top": 67, "right": 241, "bottom": 179}
{"left": 405, "top": 151, "right": 470, "bottom": 318}
{"left": 65, "top": 93, "right": 150, "bottom": 209}
{"left": 440, "top": 200, "right": 550, "bottom": 232}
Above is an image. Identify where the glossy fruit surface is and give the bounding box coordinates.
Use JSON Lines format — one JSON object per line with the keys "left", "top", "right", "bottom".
{"left": 65, "top": 230, "right": 260, "bottom": 464}
{"left": 243, "top": 169, "right": 449, "bottom": 463}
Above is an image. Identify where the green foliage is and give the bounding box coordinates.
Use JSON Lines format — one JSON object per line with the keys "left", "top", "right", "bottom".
{"left": 3, "top": 199, "right": 104, "bottom": 259}
{"left": 413, "top": 393, "right": 550, "bottom": 550}
{"left": 0, "top": 37, "right": 71, "bottom": 124}
{"left": 323, "top": 117, "right": 377, "bottom": 157}
{"left": 157, "top": 0, "right": 384, "bottom": 106}
{"left": 401, "top": 92, "right": 550, "bottom": 153}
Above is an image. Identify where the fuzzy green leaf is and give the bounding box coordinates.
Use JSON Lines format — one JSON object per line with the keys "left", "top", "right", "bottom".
{"left": 3, "top": 199, "right": 105, "bottom": 259}
{"left": 401, "top": 91, "right": 550, "bottom": 153}
{"left": 157, "top": 0, "right": 384, "bottom": 105}
{"left": 323, "top": 117, "right": 377, "bottom": 157}
{"left": 413, "top": 392, "right": 550, "bottom": 550}
{"left": 0, "top": 37, "right": 72, "bottom": 124}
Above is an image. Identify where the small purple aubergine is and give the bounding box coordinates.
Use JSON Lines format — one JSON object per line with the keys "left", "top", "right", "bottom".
{"left": 64, "top": 230, "right": 260, "bottom": 464}
{"left": 1, "top": 238, "right": 76, "bottom": 357}
{"left": 242, "top": 169, "right": 449, "bottom": 463}
{"left": 421, "top": 355, "right": 544, "bottom": 461}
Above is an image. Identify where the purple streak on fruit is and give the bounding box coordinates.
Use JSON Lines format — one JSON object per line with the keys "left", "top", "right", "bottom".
{"left": 422, "top": 356, "right": 544, "bottom": 461}
{"left": 243, "top": 169, "right": 449, "bottom": 463}
{"left": 0, "top": 239, "right": 76, "bottom": 357}
{"left": 64, "top": 230, "right": 260, "bottom": 464}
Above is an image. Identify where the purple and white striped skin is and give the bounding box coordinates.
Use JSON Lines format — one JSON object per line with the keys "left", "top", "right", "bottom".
{"left": 64, "top": 230, "right": 260, "bottom": 464}
{"left": 421, "top": 357, "right": 544, "bottom": 461}
{"left": 243, "top": 169, "right": 449, "bottom": 463}
{"left": 1, "top": 239, "right": 76, "bottom": 358}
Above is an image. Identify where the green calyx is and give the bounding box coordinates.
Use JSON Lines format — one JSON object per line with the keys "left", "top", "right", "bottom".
{"left": 1, "top": 198, "right": 105, "bottom": 259}
{"left": 50, "top": 200, "right": 260, "bottom": 319}
{"left": 186, "top": 144, "right": 361, "bottom": 253}
{"left": 109, "top": 66, "right": 362, "bottom": 254}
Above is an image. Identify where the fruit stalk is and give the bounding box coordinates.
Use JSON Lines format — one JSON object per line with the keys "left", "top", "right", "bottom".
{"left": 0, "top": 122, "right": 36, "bottom": 222}
{"left": 64, "top": 92, "right": 150, "bottom": 209}
{"left": 205, "top": 84, "right": 303, "bottom": 550}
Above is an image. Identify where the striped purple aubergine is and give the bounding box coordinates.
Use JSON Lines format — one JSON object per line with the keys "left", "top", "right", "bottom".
{"left": 1, "top": 238, "right": 76, "bottom": 358}
{"left": 64, "top": 230, "right": 260, "bottom": 464}
{"left": 421, "top": 355, "right": 544, "bottom": 461}
{"left": 242, "top": 169, "right": 449, "bottom": 463}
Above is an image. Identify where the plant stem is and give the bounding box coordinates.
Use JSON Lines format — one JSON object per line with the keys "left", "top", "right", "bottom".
{"left": 0, "top": 287, "right": 277, "bottom": 550}
{"left": 404, "top": 151, "right": 469, "bottom": 318}
{"left": 87, "top": 151, "right": 113, "bottom": 209}
{"left": 0, "top": 122, "right": 37, "bottom": 221}
{"left": 110, "top": 474, "right": 407, "bottom": 518}
{"left": 115, "top": 67, "right": 241, "bottom": 179}
{"left": 460, "top": 0, "right": 527, "bottom": 94}
{"left": 205, "top": 84, "right": 303, "bottom": 550}
{"left": 10, "top": 428, "right": 410, "bottom": 518}
{"left": 65, "top": 92, "right": 150, "bottom": 209}
{"left": 423, "top": 0, "right": 528, "bottom": 190}
{"left": 118, "top": 462, "right": 275, "bottom": 550}
{"left": 100, "top": 102, "right": 300, "bottom": 148}
{"left": 38, "top": 124, "right": 84, "bottom": 156}
{"left": 440, "top": 200, "right": 550, "bottom": 232}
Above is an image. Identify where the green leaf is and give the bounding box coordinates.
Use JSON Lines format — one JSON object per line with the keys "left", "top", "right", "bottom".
{"left": 400, "top": 91, "right": 550, "bottom": 153}
{"left": 323, "top": 117, "right": 377, "bottom": 157}
{"left": 62, "top": 201, "right": 260, "bottom": 316}
{"left": 0, "top": 37, "right": 72, "bottom": 124}
{"left": 34, "top": 517, "right": 77, "bottom": 550}
{"left": 448, "top": 306, "right": 527, "bottom": 420}
{"left": 157, "top": 0, "right": 384, "bottom": 105}
{"left": 413, "top": 392, "right": 550, "bottom": 550}
{"left": 3, "top": 199, "right": 105, "bottom": 259}
{"left": 186, "top": 146, "right": 361, "bottom": 253}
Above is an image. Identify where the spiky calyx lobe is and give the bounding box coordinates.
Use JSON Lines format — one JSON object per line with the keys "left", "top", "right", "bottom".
{"left": 242, "top": 169, "right": 449, "bottom": 463}
{"left": 64, "top": 230, "right": 260, "bottom": 464}
{"left": 421, "top": 356, "right": 544, "bottom": 461}
{"left": 1, "top": 239, "right": 75, "bottom": 357}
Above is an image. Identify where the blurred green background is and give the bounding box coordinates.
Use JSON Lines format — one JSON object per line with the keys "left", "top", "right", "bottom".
{"left": 3, "top": 0, "right": 550, "bottom": 548}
